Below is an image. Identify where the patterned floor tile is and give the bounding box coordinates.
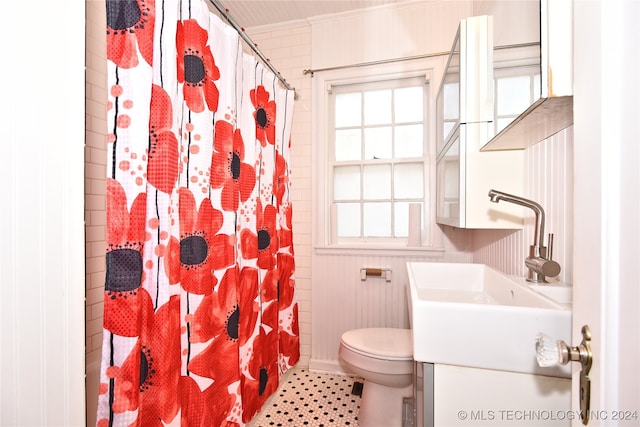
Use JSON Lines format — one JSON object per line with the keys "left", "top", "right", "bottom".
{"left": 249, "top": 366, "right": 362, "bottom": 426}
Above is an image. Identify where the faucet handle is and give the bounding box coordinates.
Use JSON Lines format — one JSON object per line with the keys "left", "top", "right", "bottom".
{"left": 525, "top": 256, "right": 561, "bottom": 278}
{"left": 547, "top": 233, "right": 554, "bottom": 260}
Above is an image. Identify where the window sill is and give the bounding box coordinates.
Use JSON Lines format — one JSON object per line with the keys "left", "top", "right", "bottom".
{"left": 314, "top": 244, "right": 445, "bottom": 257}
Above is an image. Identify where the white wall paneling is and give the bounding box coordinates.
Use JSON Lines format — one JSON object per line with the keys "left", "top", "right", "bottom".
{"left": 472, "top": 127, "right": 573, "bottom": 284}
{"left": 0, "top": 0, "right": 86, "bottom": 424}
{"left": 309, "top": 252, "right": 471, "bottom": 373}
{"left": 309, "top": 1, "right": 472, "bottom": 71}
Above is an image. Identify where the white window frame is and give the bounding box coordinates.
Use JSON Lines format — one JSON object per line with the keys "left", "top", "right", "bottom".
{"left": 312, "top": 58, "right": 445, "bottom": 254}
{"left": 329, "top": 77, "right": 427, "bottom": 242}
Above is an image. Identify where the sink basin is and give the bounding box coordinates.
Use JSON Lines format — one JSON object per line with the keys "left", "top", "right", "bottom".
{"left": 406, "top": 262, "right": 571, "bottom": 377}
{"left": 529, "top": 283, "right": 573, "bottom": 305}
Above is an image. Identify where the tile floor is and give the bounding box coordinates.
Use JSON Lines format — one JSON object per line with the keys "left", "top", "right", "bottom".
{"left": 249, "top": 366, "right": 363, "bottom": 426}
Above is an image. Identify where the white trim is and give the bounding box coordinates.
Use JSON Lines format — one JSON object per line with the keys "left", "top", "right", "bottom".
{"left": 307, "top": 0, "right": 432, "bottom": 26}
{"left": 245, "top": 18, "right": 310, "bottom": 34}
{"left": 493, "top": 44, "right": 540, "bottom": 69}
{"left": 308, "top": 358, "right": 351, "bottom": 376}
{"left": 315, "top": 245, "right": 445, "bottom": 257}
{"left": 573, "top": 0, "right": 640, "bottom": 415}
{"left": 0, "top": 0, "right": 86, "bottom": 424}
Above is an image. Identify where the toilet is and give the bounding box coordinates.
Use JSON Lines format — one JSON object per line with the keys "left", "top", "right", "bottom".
{"left": 339, "top": 328, "right": 413, "bottom": 427}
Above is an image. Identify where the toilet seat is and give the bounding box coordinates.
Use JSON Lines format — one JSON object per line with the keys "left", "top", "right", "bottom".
{"left": 340, "top": 328, "right": 412, "bottom": 361}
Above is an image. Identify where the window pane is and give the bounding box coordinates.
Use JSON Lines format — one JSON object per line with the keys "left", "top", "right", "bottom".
{"left": 364, "top": 89, "right": 391, "bottom": 125}
{"left": 333, "top": 166, "right": 360, "bottom": 200}
{"left": 496, "top": 117, "right": 515, "bottom": 134}
{"left": 395, "top": 124, "right": 423, "bottom": 158}
{"left": 337, "top": 203, "right": 360, "bottom": 237}
{"left": 394, "top": 86, "right": 423, "bottom": 123}
{"left": 443, "top": 158, "right": 459, "bottom": 198}
{"left": 335, "top": 93, "right": 361, "bottom": 127}
{"left": 394, "top": 163, "right": 424, "bottom": 199}
{"left": 364, "top": 127, "right": 392, "bottom": 159}
{"left": 335, "top": 129, "right": 361, "bottom": 161}
{"left": 363, "top": 202, "right": 391, "bottom": 237}
{"left": 363, "top": 164, "right": 391, "bottom": 200}
{"left": 394, "top": 202, "right": 409, "bottom": 237}
{"left": 534, "top": 73, "right": 541, "bottom": 101}
{"left": 394, "top": 202, "right": 422, "bottom": 238}
{"left": 497, "top": 75, "right": 531, "bottom": 115}
{"left": 443, "top": 82, "right": 459, "bottom": 120}
{"left": 441, "top": 137, "right": 460, "bottom": 199}
{"left": 443, "top": 121, "right": 455, "bottom": 143}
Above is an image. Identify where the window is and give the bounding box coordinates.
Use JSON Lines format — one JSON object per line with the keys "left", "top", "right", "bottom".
{"left": 329, "top": 77, "right": 427, "bottom": 243}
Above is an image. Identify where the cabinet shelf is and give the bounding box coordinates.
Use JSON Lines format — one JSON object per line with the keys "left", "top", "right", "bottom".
{"left": 481, "top": 95, "right": 573, "bottom": 151}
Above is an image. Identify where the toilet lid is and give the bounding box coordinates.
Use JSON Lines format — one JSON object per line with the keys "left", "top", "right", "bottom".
{"left": 341, "top": 328, "right": 413, "bottom": 360}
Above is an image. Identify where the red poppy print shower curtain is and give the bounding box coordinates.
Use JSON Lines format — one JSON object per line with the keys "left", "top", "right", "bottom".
{"left": 97, "top": 0, "right": 299, "bottom": 425}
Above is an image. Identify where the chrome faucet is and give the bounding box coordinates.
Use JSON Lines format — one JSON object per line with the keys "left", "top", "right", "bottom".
{"left": 488, "top": 189, "right": 561, "bottom": 283}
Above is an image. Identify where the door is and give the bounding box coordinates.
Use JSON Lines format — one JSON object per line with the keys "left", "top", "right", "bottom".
{"left": 0, "top": 0, "right": 86, "bottom": 424}
{"left": 573, "top": 1, "right": 640, "bottom": 425}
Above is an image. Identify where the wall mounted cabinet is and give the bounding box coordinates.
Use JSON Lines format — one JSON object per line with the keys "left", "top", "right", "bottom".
{"left": 436, "top": 123, "right": 523, "bottom": 228}
{"left": 481, "top": 0, "right": 573, "bottom": 151}
{"left": 436, "top": 15, "right": 523, "bottom": 229}
{"left": 436, "top": 15, "right": 494, "bottom": 154}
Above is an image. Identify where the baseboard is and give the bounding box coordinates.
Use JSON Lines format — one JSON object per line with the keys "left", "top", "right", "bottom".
{"left": 308, "top": 358, "right": 354, "bottom": 376}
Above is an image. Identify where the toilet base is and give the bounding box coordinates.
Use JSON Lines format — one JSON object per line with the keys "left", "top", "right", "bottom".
{"left": 358, "top": 380, "right": 413, "bottom": 427}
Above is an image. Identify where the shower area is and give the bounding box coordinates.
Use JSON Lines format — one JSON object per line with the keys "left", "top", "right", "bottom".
{"left": 87, "top": 0, "right": 299, "bottom": 425}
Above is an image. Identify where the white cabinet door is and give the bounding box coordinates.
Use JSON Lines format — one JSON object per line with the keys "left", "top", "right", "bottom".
{"left": 436, "top": 123, "right": 524, "bottom": 228}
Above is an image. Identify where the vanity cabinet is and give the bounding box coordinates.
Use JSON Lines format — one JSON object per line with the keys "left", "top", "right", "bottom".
{"left": 435, "top": 15, "right": 523, "bottom": 229}
{"left": 415, "top": 362, "right": 571, "bottom": 427}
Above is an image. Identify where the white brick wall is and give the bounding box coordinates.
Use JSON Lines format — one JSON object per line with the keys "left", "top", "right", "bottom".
{"left": 85, "top": 1, "right": 107, "bottom": 424}
{"left": 85, "top": 0, "right": 107, "bottom": 357}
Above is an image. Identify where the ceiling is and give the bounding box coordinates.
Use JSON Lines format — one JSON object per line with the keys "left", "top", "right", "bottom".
{"left": 212, "top": 0, "right": 416, "bottom": 29}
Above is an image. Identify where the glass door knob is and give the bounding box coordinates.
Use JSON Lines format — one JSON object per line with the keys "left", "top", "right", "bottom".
{"left": 535, "top": 332, "right": 562, "bottom": 366}
{"left": 536, "top": 326, "right": 593, "bottom": 425}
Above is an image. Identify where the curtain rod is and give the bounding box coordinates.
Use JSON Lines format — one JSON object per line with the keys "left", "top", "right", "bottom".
{"left": 303, "top": 52, "right": 449, "bottom": 76}
{"left": 208, "top": 0, "right": 296, "bottom": 94}
{"left": 302, "top": 42, "right": 540, "bottom": 76}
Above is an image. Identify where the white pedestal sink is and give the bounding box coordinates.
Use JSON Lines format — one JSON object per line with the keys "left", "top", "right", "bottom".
{"left": 406, "top": 262, "right": 571, "bottom": 378}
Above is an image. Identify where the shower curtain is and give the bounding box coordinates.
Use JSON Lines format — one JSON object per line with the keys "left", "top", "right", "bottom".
{"left": 97, "top": 0, "right": 299, "bottom": 425}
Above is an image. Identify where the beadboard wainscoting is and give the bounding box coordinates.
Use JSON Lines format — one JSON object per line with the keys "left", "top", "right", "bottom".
{"left": 309, "top": 252, "right": 470, "bottom": 373}
{"left": 472, "top": 126, "right": 574, "bottom": 284}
